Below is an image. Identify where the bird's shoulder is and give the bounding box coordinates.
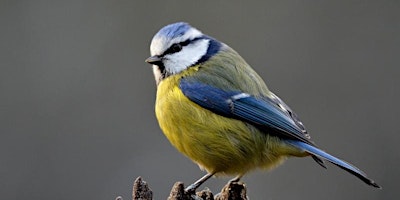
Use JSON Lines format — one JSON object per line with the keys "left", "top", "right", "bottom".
{"left": 181, "top": 46, "right": 270, "bottom": 97}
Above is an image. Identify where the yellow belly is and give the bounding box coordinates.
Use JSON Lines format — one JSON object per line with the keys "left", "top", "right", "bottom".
{"left": 155, "top": 73, "right": 306, "bottom": 176}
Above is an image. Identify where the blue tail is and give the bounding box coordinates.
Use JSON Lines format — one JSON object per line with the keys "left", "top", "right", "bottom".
{"left": 287, "top": 140, "right": 381, "bottom": 188}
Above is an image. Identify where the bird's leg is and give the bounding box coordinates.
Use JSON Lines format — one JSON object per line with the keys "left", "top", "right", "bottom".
{"left": 228, "top": 175, "right": 243, "bottom": 184}
{"left": 185, "top": 173, "right": 215, "bottom": 193}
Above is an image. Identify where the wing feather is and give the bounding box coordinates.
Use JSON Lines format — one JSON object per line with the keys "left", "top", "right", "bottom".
{"left": 180, "top": 79, "right": 313, "bottom": 145}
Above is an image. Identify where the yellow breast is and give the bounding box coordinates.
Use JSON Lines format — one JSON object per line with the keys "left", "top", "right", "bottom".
{"left": 155, "top": 67, "right": 306, "bottom": 176}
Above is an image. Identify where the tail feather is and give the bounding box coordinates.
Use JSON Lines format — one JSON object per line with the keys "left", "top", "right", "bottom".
{"left": 287, "top": 140, "right": 381, "bottom": 188}
{"left": 312, "top": 155, "right": 327, "bottom": 169}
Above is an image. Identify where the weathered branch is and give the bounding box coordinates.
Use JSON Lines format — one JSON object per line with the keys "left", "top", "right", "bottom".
{"left": 117, "top": 176, "right": 248, "bottom": 200}
{"left": 133, "top": 177, "right": 153, "bottom": 200}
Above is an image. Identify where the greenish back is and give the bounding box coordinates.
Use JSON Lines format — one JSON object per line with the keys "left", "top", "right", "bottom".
{"left": 185, "top": 45, "right": 271, "bottom": 97}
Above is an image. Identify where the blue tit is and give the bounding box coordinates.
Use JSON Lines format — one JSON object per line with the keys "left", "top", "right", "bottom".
{"left": 145, "top": 22, "right": 381, "bottom": 192}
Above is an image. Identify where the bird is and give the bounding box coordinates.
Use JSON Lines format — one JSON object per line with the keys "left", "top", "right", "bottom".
{"left": 145, "top": 22, "right": 381, "bottom": 192}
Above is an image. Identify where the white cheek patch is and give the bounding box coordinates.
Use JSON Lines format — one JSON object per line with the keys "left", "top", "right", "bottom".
{"left": 163, "top": 39, "right": 210, "bottom": 74}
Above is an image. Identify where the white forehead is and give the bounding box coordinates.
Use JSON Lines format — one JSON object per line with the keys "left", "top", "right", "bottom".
{"left": 150, "top": 27, "right": 203, "bottom": 56}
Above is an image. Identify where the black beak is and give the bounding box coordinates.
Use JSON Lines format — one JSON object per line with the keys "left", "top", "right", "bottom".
{"left": 145, "top": 56, "right": 162, "bottom": 65}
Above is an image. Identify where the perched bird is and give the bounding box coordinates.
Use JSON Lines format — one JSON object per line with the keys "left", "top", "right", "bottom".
{"left": 145, "top": 22, "right": 381, "bottom": 192}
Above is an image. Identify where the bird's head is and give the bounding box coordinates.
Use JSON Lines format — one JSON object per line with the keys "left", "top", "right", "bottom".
{"left": 145, "top": 22, "right": 222, "bottom": 84}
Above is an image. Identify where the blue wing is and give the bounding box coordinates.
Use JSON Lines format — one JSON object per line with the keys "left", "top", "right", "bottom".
{"left": 179, "top": 78, "right": 314, "bottom": 146}
{"left": 179, "top": 78, "right": 381, "bottom": 188}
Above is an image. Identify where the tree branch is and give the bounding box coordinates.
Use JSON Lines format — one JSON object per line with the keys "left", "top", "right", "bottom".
{"left": 117, "top": 176, "right": 248, "bottom": 200}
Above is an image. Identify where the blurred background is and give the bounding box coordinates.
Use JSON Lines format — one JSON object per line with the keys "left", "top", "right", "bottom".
{"left": 1, "top": 1, "right": 399, "bottom": 199}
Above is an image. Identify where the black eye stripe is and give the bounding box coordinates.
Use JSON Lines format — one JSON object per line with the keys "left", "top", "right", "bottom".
{"left": 162, "top": 43, "right": 181, "bottom": 55}
{"left": 162, "top": 37, "right": 204, "bottom": 56}
{"left": 179, "top": 40, "right": 191, "bottom": 46}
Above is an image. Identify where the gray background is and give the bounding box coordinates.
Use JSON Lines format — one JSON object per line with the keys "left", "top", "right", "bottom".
{"left": 1, "top": 1, "right": 399, "bottom": 200}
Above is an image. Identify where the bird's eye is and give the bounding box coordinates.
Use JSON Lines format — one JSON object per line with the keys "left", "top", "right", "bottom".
{"left": 169, "top": 44, "right": 182, "bottom": 54}
{"left": 163, "top": 40, "right": 191, "bottom": 55}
